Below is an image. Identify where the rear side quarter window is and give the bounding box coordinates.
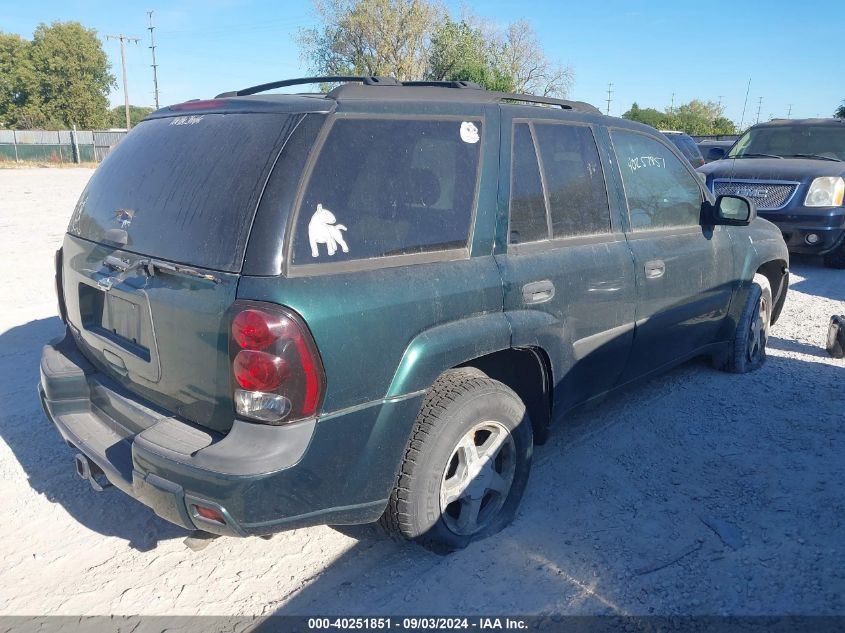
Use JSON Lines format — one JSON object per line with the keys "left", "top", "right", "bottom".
{"left": 290, "top": 116, "right": 483, "bottom": 266}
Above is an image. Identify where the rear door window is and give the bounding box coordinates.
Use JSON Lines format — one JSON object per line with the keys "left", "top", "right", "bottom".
{"left": 68, "top": 113, "right": 300, "bottom": 272}
{"left": 533, "top": 123, "right": 611, "bottom": 238}
{"left": 291, "top": 116, "right": 483, "bottom": 265}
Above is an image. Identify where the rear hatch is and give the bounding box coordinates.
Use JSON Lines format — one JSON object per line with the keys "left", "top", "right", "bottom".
{"left": 61, "top": 110, "right": 304, "bottom": 432}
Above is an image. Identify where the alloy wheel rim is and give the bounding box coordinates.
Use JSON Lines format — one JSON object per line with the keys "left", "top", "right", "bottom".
{"left": 747, "top": 292, "right": 770, "bottom": 362}
{"left": 439, "top": 421, "right": 516, "bottom": 536}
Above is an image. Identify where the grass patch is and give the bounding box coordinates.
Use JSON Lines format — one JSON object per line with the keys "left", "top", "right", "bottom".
{"left": 0, "top": 160, "right": 98, "bottom": 169}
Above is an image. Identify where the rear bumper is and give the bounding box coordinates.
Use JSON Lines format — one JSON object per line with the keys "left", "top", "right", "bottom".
{"left": 759, "top": 206, "right": 845, "bottom": 255}
{"left": 40, "top": 331, "right": 422, "bottom": 536}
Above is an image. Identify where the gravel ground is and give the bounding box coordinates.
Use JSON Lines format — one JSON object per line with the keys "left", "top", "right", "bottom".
{"left": 0, "top": 168, "right": 843, "bottom": 617}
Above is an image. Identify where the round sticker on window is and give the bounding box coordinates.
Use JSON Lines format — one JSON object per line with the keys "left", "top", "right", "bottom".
{"left": 460, "top": 121, "right": 479, "bottom": 144}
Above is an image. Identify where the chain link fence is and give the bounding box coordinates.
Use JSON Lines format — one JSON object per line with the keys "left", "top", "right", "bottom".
{"left": 0, "top": 129, "right": 128, "bottom": 163}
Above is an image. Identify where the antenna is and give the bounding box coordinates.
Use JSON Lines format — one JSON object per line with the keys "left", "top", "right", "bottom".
{"left": 605, "top": 83, "right": 612, "bottom": 115}
{"left": 737, "top": 78, "right": 751, "bottom": 131}
{"left": 148, "top": 11, "right": 160, "bottom": 110}
{"left": 106, "top": 34, "right": 141, "bottom": 129}
{"left": 730, "top": 77, "right": 753, "bottom": 185}
{"left": 755, "top": 96, "right": 763, "bottom": 123}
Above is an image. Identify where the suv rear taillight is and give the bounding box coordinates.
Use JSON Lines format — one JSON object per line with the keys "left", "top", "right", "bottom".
{"left": 229, "top": 301, "right": 325, "bottom": 425}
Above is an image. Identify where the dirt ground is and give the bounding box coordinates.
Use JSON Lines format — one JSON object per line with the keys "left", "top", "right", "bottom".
{"left": 0, "top": 168, "right": 843, "bottom": 617}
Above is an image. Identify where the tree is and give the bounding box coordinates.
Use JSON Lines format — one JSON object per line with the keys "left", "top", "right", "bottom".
{"left": 427, "top": 18, "right": 514, "bottom": 92}
{"left": 622, "top": 99, "right": 737, "bottom": 136}
{"left": 28, "top": 22, "right": 115, "bottom": 129}
{"left": 622, "top": 102, "right": 668, "bottom": 129}
{"left": 835, "top": 101, "right": 845, "bottom": 118}
{"left": 107, "top": 105, "right": 153, "bottom": 129}
{"left": 298, "top": 1, "right": 573, "bottom": 97}
{"left": 0, "top": 33, "right": 41, "bottom": 128}
{"left": 297, "top": 0, "right": 443, "bottom": 80}
{"left": 496, "top": 20, "right": 573, "bottom": 97}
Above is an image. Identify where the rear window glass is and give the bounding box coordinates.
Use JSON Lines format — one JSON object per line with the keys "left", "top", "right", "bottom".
{"left": 533, "top": 123, "right": 611, "bottom": 238}
{"left": 68, "top": 113, "right": 299, "bottom": 272}
{"left": 666, "top": 134, "right": 702, "bottom": 160}
{"left": 291, "top": 117, "right": 482, "bottom": 265}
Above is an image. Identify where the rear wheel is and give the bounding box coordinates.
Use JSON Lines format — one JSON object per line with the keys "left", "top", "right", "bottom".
{"left": 381, "top": 368, "right": 533, "bottom": 553}
{"left": 714, "top": 273, "right": 772, "bottom": 373}
{"left": 823, "top": 240, "right": 845, "bottom": 269}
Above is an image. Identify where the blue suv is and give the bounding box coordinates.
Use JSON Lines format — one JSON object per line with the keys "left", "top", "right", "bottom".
{"left": 698, "top": 118, "right": 845, "bottom": 268}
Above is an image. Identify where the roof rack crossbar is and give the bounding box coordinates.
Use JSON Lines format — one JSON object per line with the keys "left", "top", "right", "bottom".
{"left": 215, "top": 75, "right": 398, "bottom": 98}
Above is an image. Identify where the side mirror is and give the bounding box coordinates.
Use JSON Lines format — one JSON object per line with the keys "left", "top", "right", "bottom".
{"left": 712, "top": 194, "right": 756, "bottom": 226}
{"left": 707, "top": 147, "right": 726, "bottom": 161}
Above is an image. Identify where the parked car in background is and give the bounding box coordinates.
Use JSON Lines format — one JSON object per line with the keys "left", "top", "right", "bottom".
{"left": 698, "top": 118, "right": 845, "bottom": 268}
{"left": 661, "top": 130, "right": 705, "bottom": 168}
{"left": 40, "top": 77, "right": 789, "bottom": 553}
{"left": 698, "top": 139, "right": 735, "bottom": 163}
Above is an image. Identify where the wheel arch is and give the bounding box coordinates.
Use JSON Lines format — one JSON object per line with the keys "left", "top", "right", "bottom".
{"left": 385, "top": 314, "right": 554, "bottom": 445}
{"left": 756, "top": 258, "right": 789, "bottom": 324}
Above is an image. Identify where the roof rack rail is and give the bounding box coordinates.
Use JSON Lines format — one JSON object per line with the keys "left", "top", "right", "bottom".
{"left": 214, "top": 75, "right": 601, "bottom": 114}
{"left": 215, "top": 75, "right": 398, "bottom": 98}
{"left": 400, "top": 80, "right": 483, "bottom": 89}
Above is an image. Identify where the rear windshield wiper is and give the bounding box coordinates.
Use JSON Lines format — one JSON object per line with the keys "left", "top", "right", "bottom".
{"left": 783, "top": 153, "right": 843, "bottom": 162}
{"left": 729, "top": 153, "right": 784, "bottom": 159}
{"left": 100, "top": 255, "right": 220, "bottom": 290}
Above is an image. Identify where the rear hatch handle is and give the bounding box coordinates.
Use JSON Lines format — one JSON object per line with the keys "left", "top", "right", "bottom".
{"left": 98, "top": 255, "right": 221, "bottom": 291}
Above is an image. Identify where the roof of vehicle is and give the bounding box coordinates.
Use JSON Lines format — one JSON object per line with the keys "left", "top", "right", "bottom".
{"left": 659, "top": 130, "right": 690, "bottom": 135}
{"left": 751, "top": 117, "right": 845, "bottom": 128}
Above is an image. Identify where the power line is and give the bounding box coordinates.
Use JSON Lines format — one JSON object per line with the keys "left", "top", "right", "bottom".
{"left": 106, "top": 33, "right": 141, "bottom": 129}
{"left": 148, "top": 11, "right": 160, "bottom": 110}
{"left": 605, "top": 83, "right": 612, "bottom": 116}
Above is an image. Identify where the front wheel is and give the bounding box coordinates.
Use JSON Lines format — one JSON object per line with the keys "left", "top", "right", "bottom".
{"left": 380, "top": 369, "right": 533, "bottom": 553}
{"left": 714, "top": 273, "right": 772, "bottom": 373}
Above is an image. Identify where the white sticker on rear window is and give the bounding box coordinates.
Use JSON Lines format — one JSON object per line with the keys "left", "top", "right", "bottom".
{"left": 308, "top": 204, "right": 349, "bottom": 257}
{"left": 170, "top": 115, "right": 205, "bottom": 126}
{"left": 460, "top": 121, "right": 479, "bottom": 144}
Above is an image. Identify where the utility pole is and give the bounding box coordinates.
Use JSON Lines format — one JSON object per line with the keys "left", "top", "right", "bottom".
{"left": 605, "top": 83, "right": 612, "bottom": 116}
{"left": 670, "top": 92, "right": 675, "bottom": 112}
{"left": 107, "top": 33, "right": 141, "bottom": 130}
{"left": 148, "top": 11, "right": 160, "bottom": 109}
{"left": 755, "top": 96, "right": 763, "bottom": 123}
{"left": 787, "top": 104, "right": 793, "bottom": 118}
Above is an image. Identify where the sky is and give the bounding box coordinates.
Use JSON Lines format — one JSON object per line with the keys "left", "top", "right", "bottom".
{"left": 2, "top": 0, "right": 842, "bottom": 124}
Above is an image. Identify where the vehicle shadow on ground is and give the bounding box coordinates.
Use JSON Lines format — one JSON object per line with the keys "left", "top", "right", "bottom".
{"left": 257, "top": 356, "right": 845, "bottom": 616}
{"left": 0, "top": 317, "right": 186, "bottom": 551}
{"left": 789, "top": 256, "right": 845, "bottom": 303}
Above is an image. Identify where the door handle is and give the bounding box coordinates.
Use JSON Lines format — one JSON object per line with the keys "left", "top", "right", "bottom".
{"left": 644, "top": 260, "right": 666, "bottom": 279}
{"left": 522, "top": 280, "right": 555, "bottom": 304}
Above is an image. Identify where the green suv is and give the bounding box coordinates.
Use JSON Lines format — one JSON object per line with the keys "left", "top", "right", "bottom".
{"left": 40, "top": 77, "right": 789, "bottom": 552}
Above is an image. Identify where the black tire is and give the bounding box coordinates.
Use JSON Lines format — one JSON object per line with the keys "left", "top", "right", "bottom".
{"left": 380, "top": 368, "right": 533, "bottom": 553}
{"left": 714, "top": 273, "right": 772, "bottom": 373}
{"left": 823, "top": 240, "right": 845, "bottom": 269}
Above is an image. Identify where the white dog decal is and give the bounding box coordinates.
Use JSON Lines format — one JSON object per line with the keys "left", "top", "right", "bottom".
{"left": 308, "top": 203, "right": 349, "bottom": 258}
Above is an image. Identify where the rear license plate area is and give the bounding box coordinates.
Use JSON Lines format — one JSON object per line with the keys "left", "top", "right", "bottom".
{"left": 79, "top": 283, "right": 150, "bottom": 360}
